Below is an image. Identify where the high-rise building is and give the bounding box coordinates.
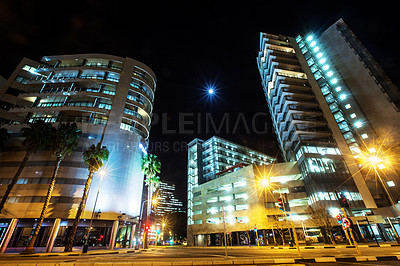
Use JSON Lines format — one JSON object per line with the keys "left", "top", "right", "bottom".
{"left": 154, "top": 181, "right": 184, "bottom": 216}
{"left": 0, "top": 54, "right": 156, "bottom": 251}
{"left": 187, "top": 136, "right": 275, "bottom": 230}
{"left": 257, "top": 19, "right": 400, "bottom": 216}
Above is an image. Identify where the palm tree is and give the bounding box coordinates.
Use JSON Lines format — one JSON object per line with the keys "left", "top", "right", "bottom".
{"left": 0, "top": 120, "right": 53, "bottom": 214}
{"left": 64, "top": 142, "right": 109, "bottom": 252}
{"left": 21, "top": 123, "right": 81, "bottom": 254}
{"left": 140, "top": 153, "right": 161, "bottom": 249}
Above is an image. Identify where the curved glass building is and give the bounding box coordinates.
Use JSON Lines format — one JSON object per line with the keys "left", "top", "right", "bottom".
{"left": 0, "top": 54, "right": 156, "bottom": 251}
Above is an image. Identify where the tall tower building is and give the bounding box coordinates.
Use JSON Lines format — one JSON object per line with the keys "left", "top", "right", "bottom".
{"left": 257, "top": 19, "right": 400, "bottom": 216}
{"left": 0, "top": 54, "right": 156, "bottom": 250}
{"left": 154, "top": 181, "right": 184, "bottom": 216}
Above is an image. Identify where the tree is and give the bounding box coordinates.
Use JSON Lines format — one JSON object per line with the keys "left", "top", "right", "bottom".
{"left": 269, "top": 214, "right": 291, "bottom": 245}
{"left": 306, "top": 205, "right": 336, "bottom": 244}
{"left": 0, "top": 120, "right": 53, "bottom": 214}
{"left": 21, "top": 123, "right": 81, "bottom": 254}
{"left": 140, "top": 153, "right": 161, "bottom": 248}
{"left": 64, "top": 142, "right": 109, "bottom": 252}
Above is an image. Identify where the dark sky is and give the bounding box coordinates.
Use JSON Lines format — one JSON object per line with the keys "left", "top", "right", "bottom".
{"left": 1, "top": 0, "right": 399, "bottom": 204}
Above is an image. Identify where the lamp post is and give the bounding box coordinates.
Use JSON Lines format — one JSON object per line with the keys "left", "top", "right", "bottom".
{"left": 82, "top": 169, "right": 106, "bottom": 253}
{"left": 368, "top": 156, "right": 400, "bottom": 242}
{"left": 369, "top": 158, "right": 400, "bottom": 218}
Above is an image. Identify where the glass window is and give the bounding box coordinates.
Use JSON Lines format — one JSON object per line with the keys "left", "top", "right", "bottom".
{"left": 206, "top": 197, "right": 218, "bottom": 203}
{"left": 310, "top": 65, "right": 319, "bottom": 73}
{"left": 194, "top": 219, "right": 202, "bottom": 225}
{"left": 233, "top": 181, "right": 246, "bottom": 188}
{"left": 234, "top": 193, "right": 248, "bottom": 199}
{"left": 219, "top": 195, "right": 232, "bottom": 202}
{"left": 235, "top": 204, "right": 248, "bottom": 211}
{"left": 334, "top": 112, "right": 345, "bottom": 123}
{"left": 206, "top": 208, "right": 218, "bottom": 214}
{"left": 194, "top": 210, "right": 202, "bottom": 215}
{"left": 237, "top": 217, "right": 249, "bottom": 223}
{"left": 314, "top": 71, "right": 322, "bottom": 80}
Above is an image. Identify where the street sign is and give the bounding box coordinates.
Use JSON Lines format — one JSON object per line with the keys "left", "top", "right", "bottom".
{"left": 342, "top": 217, "right": 352, "bottom": 229}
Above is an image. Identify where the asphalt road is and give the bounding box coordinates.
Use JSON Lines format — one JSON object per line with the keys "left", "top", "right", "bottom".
{"left": 1, "top": 246, "right": 400, "bottom": 265}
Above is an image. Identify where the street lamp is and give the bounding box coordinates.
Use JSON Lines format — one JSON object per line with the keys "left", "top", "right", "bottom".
{"left": 363, "top": 150, "right": 400, "bottom": 242}
{"left": 82, "top": 169, "right": 106, "bottom": 253}
{"left": 260, "top": 178, "right": 270, "bottom": 188}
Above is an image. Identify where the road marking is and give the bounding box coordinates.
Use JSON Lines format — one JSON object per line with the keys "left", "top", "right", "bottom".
{"left": 314, "top": 257, "right": 336, "bottom": 262}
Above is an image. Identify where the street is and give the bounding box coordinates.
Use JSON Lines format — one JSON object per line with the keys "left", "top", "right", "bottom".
{"left": 1, "top": 245, "right": 400, "bottom": 265}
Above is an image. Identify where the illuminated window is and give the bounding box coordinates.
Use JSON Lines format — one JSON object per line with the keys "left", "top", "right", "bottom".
{"left": 387, "top": 181, "right": 395, "bottom": 187}
{"left": 235, "top": 204, "right": 248, "bottom": 210}
{"left": 206, "top": 197, "right": 218, "bottom": 203}
{"left": 350, "top": 113, "right": 356, "bottom": 118}
{"left": 207, "top": 218, "right": 220, "bottom": 224}
{"left": 219, "top": 195, "right": 232, "bottom": 202}
{"left": 234, "top": 192, "right": 248, "bottom": 199}
{"left": 361, "top": 134, "right": 368, "bottom": 139}
{"left": 225, "top": 205, "right": 234, "bottom": 212}
{"left": 207, "top": 208, "right": 218, "bottom": 214}
{"left": 237, "top": 217, "right": 249, "bottom": 223}
{"left": 233, "top": 181, "right": 246, "bottom": 188}
{"left": 354, "top": 121, "right": 362, "bottom": 128}
{"left": 345, "top": 104, "right": 351, "bottom": 109}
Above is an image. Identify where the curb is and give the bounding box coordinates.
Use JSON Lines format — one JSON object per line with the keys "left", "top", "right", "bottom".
{"left": 4, "top": 244, "right": 400, "bottom": 257}
{"left": 2, "top": 255, "right": 399, "bottom": 265}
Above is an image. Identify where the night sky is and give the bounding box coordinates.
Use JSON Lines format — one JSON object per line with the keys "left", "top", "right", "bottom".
{"left": 1, "top": 1, "right": 399, "bottom": 205}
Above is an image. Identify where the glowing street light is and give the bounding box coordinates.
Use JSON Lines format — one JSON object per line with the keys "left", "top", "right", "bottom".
{"left": 260, "top": 178, "right": 270, "bottom": 188}
{"left": 208, "top": 88, "right": 214, "bottom": 94}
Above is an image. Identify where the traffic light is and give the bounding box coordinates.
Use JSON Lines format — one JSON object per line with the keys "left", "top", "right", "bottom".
{"left": 277, "top": 198, "right": 284, "bottom": 211}
{"left": 336, "top": 214, "right": 342, "bottom": 224}
{"left": 338, "top": 192, "right": 349, "bottom": 208}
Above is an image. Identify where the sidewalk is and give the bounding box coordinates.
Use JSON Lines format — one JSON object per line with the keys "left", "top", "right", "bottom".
{"left": 1, "top": 244, "right": 400, "bottom": 265}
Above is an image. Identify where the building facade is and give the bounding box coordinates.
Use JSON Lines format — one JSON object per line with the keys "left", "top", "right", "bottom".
{"left": 188, "top": 162, "right": 311, "bottom": 246}
{"left": 257, "top": 19, "right": 400, "bottom": 218}
{"left": 187, "top": 136, "right": 275, "bottom": 244}
{"left": 0, "top": 54, "right": 156, "bottom": 251}
{"left": 154, "top": 181, "right": 184, "bottom": 217}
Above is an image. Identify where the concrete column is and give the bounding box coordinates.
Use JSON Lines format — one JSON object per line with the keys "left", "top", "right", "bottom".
{"left": 0, "top": 218, "right": 18, "bottom": 253}
{"left": 45, "top": 218, "right": 61, "bottom": 253}
{"left": 108, "top": 220, "right": 119, "bottom": 250}
{"left": 128, "top": 224, "right": 136, "bottom": 248}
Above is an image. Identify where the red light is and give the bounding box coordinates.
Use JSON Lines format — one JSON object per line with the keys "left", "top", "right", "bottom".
{"left": 100, "top": 235, "right": 104, "bottom": 239}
